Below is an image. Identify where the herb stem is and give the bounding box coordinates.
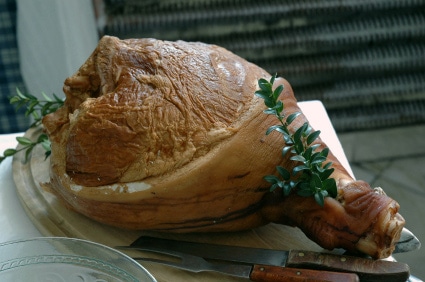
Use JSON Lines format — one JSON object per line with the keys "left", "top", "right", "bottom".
{"left": 0, "top": 90, "right": 61, "bottom": 164}
{"left": 10, "top": 89, "right": 64, "bottom": 127}
{"left": 255, "top": 74, "right": 337, "bottom": 206}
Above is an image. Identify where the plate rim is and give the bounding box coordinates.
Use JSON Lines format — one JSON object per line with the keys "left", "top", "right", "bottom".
{"left": 0, "top": 236, "right": 157, "bottom": 281}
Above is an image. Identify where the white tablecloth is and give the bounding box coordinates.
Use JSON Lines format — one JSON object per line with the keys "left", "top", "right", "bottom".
{"left": 0, "top": 101, "right": 352, "bottom": 244}
{"left": 0, "top": 133, "right": 42, "bottom": 243}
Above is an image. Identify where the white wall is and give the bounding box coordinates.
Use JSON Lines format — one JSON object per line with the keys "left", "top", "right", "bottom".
{"left": 17, "top": 0, "right": 99, "bottom": 99}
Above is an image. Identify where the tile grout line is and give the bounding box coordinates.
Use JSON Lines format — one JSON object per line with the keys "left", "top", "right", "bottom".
{"left": 355, "top": 160, "right": 425, "bottom": 198}
{"left": 349, "top": 152, "right": 425, "bottom": 166}
{"left": 356, "top": 160, "right": 393, "bottom": 188}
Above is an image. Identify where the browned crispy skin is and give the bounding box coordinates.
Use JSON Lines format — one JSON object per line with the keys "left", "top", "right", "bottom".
{"left": 43, "top": 36, "right": 404, "bottom": 258}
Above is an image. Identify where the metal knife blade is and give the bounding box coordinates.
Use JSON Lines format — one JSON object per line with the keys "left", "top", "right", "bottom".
{"left": 394, "top": 228, "right": 421, "bottom": 254}
{"left": 130, "top": 248, "right": 360, "bottom": 282}
{"left": 126, "top": 236, "right": 410, "bottom": 282}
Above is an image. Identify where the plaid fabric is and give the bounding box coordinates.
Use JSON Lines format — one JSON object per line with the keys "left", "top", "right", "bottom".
{"left": 0, "top": 0, "right": 30, "bottom": 133}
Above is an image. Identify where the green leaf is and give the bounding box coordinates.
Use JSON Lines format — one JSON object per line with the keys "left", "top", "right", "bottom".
{"left": 310, "top": 173, "right": 322, "bottom": 188}
{"left": 270, "top": 74, "right": 277, "bottom": 85}
{"left": 44, "top": 150, "right": 51, "bottom": 160}
{"left": 258, "top": 80, "right": 272, "bottom": 93}
{"left": 255, "top": 91, "right": 270, "bottom": 100}
{"left": 41, "top": 102, "right": 52, "bottom": 115}
{"left": 323, "top": 178, "right": 337, "bottom": 198}
{"left": 320, "top": 147, "right": 330, "bottom": 158}
{"left": 31, "top": 110, "right": 41, "bottom": 120}
{"left": 319, "top": 167, "right": 334, "bottom": 180}
{"left": 293, "top": 124, "right": 305, "bottom": 143}
{"left": 263, "top": 175, "right": 280, "bottom": 184}
{"left": 310, "top": 144, "right": 321, "bottom": 151}
{"left": 9, "top": 96, "right": 21, "bottom": 104}
{"left": 270, "top": 183, "right": 279, "bottom": 192}
{"left": 41, "top": 92, "right": 52, "bottom": 101}
{"left": 37, "top": 133, "right": 48, "bottom": 143}
{"left": 53, "top": 93, "right": 63, "bottom": 102}
{"left": 273, "top": 85, "right": 284, "bottom": 100}
{"left": 314, "top": 192, "right": 325, "bottom": 207}
{"left": 25, "top": 146, "right": 34, "bottom": 162}
{"left": 283, "top": 185, "right": 293, "bottom": 195}
{"left": 15, "top": 88, "right": 26, "bottom": 99}
{"left": 303, "top": 146, "right": 313, "bottom": 160}
{"left": 310, "top": 156, "right": 327, "bottom": 165}
{"left": 297, "top": 185, "right": 313, "bottom": 197}
{"left": 258, "top": 78, "right": 269, "bottom": 86}
{"left": 290, "top": 180, "right": 298, "bottom": 189}
{"left": 276, "top": 166, "right": 290, "bottom": 180}
{"left": 293, "top": 165, "right": 309, "bottom": 175}
{"left": 310, "top": 151, "right": 326, "bottom": 162}
{"left": 304, "top": 125, "right": 312, "bottom": 136}
{"left": 263, "top": 108, "right": 276, "bottom": 115}
{"left": 290, "top": 155, "right": 306, "bottom": 163}
{"left": 298, "top": 181, "right": 310, "bottom": 190}
{"left": 307, "top": 130, "right": 321, "bottom": 145}
{"left": 25, "top": 100, "right": 38, "bottom": 116}
{"left": 3, "top": 148, "right": 17, "bottom": 157}
{"left": 283, "top": 133, "right": 292, "bottom": 144}
{"left": 273, "top": 100, "right": 283, "bottom": 113}
{"left": 282, "top": 146, "right": 292, "bottom": 157}
{"left": 286, "top": 112, "right": 301, "bottom": 125}
{"left": 16, "top": 136, "right": 33, "bottom": 146}
{"left": 41, "top": 140, "right": 51, "bottom": 152}
{"left": 266, "top": 125, "right": 285, "bottom": 135}
{"left": 277, "top": 180, "right": 286, "bottom": 188}
{"left": 264, "top": 98, "right": 276, "bottom": 108}
{"left": 324, "top": 162, "right": 333, "bottom": 169}
{"left": 293, "top": 123, "right": 308, "bottom": 153}
{"left": 26, "top": 92, "right": 37, "bottom": 100}
{"left": 294, "top": 141, "right": 304, "bottom": 155}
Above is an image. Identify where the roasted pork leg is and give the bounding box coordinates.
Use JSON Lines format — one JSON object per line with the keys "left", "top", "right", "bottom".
{"left": 43, "top": 36, "right": 404, "bottom": 259}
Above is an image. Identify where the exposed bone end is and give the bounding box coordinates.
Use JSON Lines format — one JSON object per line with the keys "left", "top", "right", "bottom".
{"left": 356, "top": 206, "right": 405, "bottom": 259}
{"left": 292, "top": 180, "right": 406, "bottom": 259}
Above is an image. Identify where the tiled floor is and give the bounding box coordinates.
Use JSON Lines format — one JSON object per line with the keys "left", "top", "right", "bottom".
{"left": 338, "top": 124, "right": 425, "bottom": 280}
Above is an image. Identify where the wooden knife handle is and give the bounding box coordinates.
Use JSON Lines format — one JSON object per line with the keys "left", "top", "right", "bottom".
{"left": 250, "top": 265, "right": 359, "bottom": 282}
{"left": 286, "top": 250, "right": 410, "bottom": 282}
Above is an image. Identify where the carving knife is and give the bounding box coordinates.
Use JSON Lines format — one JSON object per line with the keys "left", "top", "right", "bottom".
{"left": 125, "top": 236, "right": 410, "bottom": 282}
{"left": 394, "top": 227, "right": 421, "bottom": 254}
{"left": 131, "top": 248, "right": 360, "bottom": 282}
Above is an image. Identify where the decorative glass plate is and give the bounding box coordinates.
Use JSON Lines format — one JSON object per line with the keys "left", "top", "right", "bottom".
{"left": 0, "top": 237, "right": 156, "bottom": 282}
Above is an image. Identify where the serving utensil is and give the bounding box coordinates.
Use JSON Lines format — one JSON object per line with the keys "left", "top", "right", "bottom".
{"left": 394, "top": 228, "right": 421, "bottom": 254}
{"left": 119, "top": 236, "right": 411, "bottom": 282}
{"left": 128, "top": 247, "right": 359, "bottom": 281}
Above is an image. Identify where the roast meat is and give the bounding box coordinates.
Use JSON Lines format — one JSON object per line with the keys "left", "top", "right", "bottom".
{"left": 42, "top": 36, "right": 404, "bottom": 259}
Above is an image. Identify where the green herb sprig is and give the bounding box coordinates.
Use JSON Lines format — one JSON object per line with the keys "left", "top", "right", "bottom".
{"left": 255, "top": 74, "right": 337, "bottom": 206}
{"left": 0, "top": 134, "right": 51, "bottom": 164}
{"left": 0, "top": 90, "right": 63, "bottom": 164}
{"left": 10, "top": 89, "right": 64, "bottom": 127}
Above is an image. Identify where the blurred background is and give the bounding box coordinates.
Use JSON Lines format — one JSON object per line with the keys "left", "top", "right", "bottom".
{"left": 1, "top": 0, "right": 424, "bottom": 278}
{"left": 95, "top": 0, "right": 425, "bottom": 134}
{"left": 1, "top": 0, "right": 424, "bottom": 134}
